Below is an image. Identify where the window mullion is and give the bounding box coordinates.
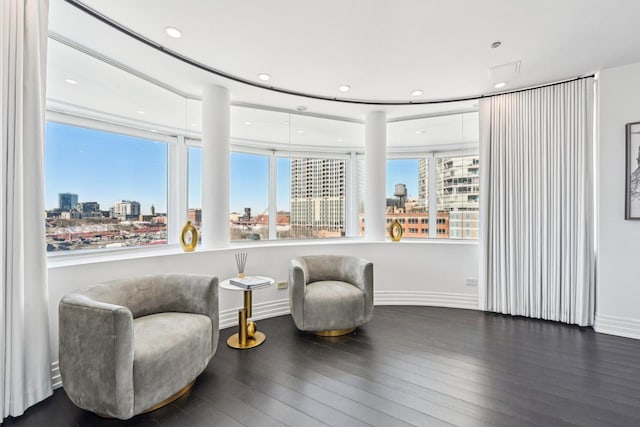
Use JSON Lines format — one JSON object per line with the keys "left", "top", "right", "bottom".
{"left": 169, "top": 135, "right": 188, "bottom": 244}
{"left": 428, "top": 153, "right": 438, "bottom": 238}
{"left": 268, "top": 151, "right": 277, "bottom": 240}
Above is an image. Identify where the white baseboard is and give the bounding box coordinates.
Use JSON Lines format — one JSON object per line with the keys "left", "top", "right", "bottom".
{"left": 594, "top": 313, "right": 640, "bottom": 340}
{"left": 219, "top": 298, "right": 290, "bottom": 329}
{"left": 374, "top": 290, "right": 479, "bottom": 310}
{"left": 51, "top": 361, "right": 62, "bottom": 390}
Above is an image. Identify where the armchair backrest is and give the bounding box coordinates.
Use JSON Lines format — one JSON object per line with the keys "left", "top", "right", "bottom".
{"left": 300, "top": 255, "right": 370, "bottom": 287}
{"left": 75, "top": 274, "right": 217, "bottom": 318}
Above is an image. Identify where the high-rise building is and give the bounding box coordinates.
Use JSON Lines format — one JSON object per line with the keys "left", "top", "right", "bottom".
{"left": 436, "top": 155, "right": 479, "bottom": 239}
{"left": 58, "top": 192, "right": 78, "bottom": 211}
{"left": 290, "top": 158, "right": 346, "bottom": 238}
{"left": 418, "top": 159, "right": 428, "bottom": 210}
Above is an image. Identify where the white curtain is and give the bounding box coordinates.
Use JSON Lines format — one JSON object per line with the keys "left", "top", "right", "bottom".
{"left": 479, "top": 78, "right": 595, "bottom": 326}
{"left": 1, "top": 0, "right": 52, "bottom": 420}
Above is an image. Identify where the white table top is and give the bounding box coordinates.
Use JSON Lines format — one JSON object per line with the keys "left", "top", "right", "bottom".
{"left": 219, "top": 275, "right": 275, "bottom": 291}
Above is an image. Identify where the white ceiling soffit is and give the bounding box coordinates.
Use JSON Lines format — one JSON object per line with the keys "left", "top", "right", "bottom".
{"left": 51, "top": 0, "right": 640, "bottom": 111}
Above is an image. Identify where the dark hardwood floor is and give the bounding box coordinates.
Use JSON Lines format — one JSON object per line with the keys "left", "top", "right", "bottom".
{"left": 5, "top": 306, "right": 640, "bottom": 426}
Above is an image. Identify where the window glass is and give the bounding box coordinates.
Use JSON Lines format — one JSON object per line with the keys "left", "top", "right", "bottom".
{"left": 45, "top": 122, "right": 168, "bottom": 252}
{"left": 230, "top": 152, "right": 269, "bottom": 240}
{"left": 276, "top": 157, "right": 292, "bottom": 238}
{"left": 357, "top": 156, "right": 366, "bottom": 236}
{"left": 386, "top": 159, "right": 429, "bottom": 238}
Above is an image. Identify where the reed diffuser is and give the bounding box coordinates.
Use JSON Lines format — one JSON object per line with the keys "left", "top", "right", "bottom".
{"left": 235, "top": 252, "right": 247, "bottom": 278}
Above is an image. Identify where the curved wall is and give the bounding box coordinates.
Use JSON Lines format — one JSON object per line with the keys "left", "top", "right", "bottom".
{"left": 47, "top": 241, "right": 479, "bottom": 383}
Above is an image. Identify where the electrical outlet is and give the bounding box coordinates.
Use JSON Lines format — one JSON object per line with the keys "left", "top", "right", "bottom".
{"left": 277, "top": 281, "right": 288, "bottom": 289}
{"left": 465, "top": 277, "right": 478, "bottom": 287}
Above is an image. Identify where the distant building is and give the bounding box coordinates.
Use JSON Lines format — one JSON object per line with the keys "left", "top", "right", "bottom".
{"left": 152, "top": 215, "right": 167, "bottom": 225}
{"left": 359, "top": 211, "right": 450, "bottom": 238}
{"left": 58, "top": 193, "right": 78, "bottom": 211}
{"left": 112, "top": 200, "right": 141, "bottom": 220}
{"left": 436, "top": 155, "right": 479, "bottom": 239}
{"left": 60, "top": 210, "right": 81, "bottom": 220}
{"left": 290, "top": 158, "right": 346, "bottom": 238}
{"left": 76, "top": 201, "right": 100, "bottom": 213}
{"left": 188, "top": 208, "right": 201, "bottom": 224}
{"left": 418, "top": 160, "right": 428, "bottom": 210}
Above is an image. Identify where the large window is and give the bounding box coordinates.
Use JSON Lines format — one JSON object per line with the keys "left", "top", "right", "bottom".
{"left": 387, "top": 111, "right": 479, "bottom": 240}
{"left": 229, "top": 152, "right": 269, "bottom": 240}
{"left": 45, "top": 122, "right": 168, "bottom": 251}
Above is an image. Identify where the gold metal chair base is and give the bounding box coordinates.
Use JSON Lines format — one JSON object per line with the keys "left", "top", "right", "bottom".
{"left": 311, "top": 327, "right": 356, "bottom": 337}
{"left": 227, "top": 331, "right": 266, "bottom": 349}
{"left": 96, "top": 380, "right": 195, "bottom": 418}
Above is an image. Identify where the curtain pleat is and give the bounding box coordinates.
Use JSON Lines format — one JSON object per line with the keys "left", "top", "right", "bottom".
{"left": 480, "top": 79, "right": 595, "bottom": 326}
{"left": 1, "top": 0, "right": 53, "bottom": 420}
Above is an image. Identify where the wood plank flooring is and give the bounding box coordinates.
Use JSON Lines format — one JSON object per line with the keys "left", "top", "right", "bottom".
{"left": 5, "top": 306, "right": 640, "bottom": 426}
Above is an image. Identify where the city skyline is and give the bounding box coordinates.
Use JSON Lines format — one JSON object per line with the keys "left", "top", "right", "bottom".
{"left": 47, "top": 122, "right": 423, "bottom": 216}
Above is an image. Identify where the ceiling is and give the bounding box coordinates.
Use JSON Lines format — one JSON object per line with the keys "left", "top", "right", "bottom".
{"left": 47, "top": 0, "right": 640, "bottom": 141}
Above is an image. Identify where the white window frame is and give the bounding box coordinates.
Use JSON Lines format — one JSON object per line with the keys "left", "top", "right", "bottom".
{"left": 45, "top": 112, "right": 178, "bottom": 260}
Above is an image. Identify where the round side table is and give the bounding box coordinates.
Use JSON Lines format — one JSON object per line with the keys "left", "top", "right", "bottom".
{"left": 220, "top": 276, "right": 274, "bottom": 349}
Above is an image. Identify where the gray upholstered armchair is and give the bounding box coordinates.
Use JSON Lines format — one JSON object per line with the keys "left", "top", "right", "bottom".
{"left": 59, "top": 274, "right": 219, "bottom": 420}
{"left": 289, "top": 255, "right": 373, "bottom": 336}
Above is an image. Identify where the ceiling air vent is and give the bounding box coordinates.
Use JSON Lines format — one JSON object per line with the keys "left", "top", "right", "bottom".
{"left": 488, "top": 60, "right": 521, "bottom": 83}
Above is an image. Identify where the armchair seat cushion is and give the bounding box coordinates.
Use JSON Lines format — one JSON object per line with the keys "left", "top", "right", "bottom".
{"left": 304, "top": 281, "right": 366, "bottom": 331}
{"left": 133, "top": 312, "right": 212, "bottom": 413}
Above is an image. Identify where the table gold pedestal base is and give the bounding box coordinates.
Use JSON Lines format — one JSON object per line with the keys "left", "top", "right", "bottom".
{"left": 227, "top": 331, "right": 266, "bottom": 349}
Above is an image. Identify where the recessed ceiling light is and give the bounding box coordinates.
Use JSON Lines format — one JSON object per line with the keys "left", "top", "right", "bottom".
{"left": 296, "top": 130, "right": 304, "bottom": 134}
{"left": 136, "top": 111, "right": 145, "bottom": 115}
{"left": 416, "top": 130, "right": 426, "bottom": 134}
{"left": 494, "top": 81, "right": 507, "bottom": 89}
{"left": 244, "top": 121, "right": 252, "bottom": 125}
{"left": 64, "top": 79, "right": 77, "bottom": 85}
{"left": 150, "top": 129, "right": 158, "bottom": 133}
{"left": 257, "top": 73, "right": 270, "bottom": 81}
{"left": 411, "top": 90, "right": 423, "bottom": 97}
{"left": 491, "top": 41, "right": 501, "bottom": 49}
{"left": 191, "top": 122, "right": 197, "bottom": 127}
{"left": 165, "top": 27, "right": 182, "bottom": 38}
{"left": 337, "top": 138, "right": 344, "bottom": 142}
{"left": 339, "top": 85, "right": 351, "bottom": 92}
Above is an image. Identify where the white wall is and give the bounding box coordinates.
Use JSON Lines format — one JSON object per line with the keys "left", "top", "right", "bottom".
{"left": 47, "top": 241, "right": 479, "bottom": 365}
{"left": 596, "top": 61, "right": 640, "bottom": 339}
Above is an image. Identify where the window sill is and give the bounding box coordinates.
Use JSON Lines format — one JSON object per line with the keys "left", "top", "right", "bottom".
{"left": 47, "top": 237, "right": 478, "bottom": 269}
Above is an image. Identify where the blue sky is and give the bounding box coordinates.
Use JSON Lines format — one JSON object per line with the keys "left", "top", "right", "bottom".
{"left": 45, "top": 122, "right": 167, "bottom": 214}
{"left": 387, "top": 159, "right": 419, "bottom": 198}
{"left": 46, "top": 122, "right": 421, "bottom": 214}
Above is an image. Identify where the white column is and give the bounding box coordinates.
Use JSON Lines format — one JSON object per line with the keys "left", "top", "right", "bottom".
{"left": 365, "top": 111, "right": 387, "bottom": 241}
{"left": 202, "top": 85, "right": 230, "bottom": 249}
